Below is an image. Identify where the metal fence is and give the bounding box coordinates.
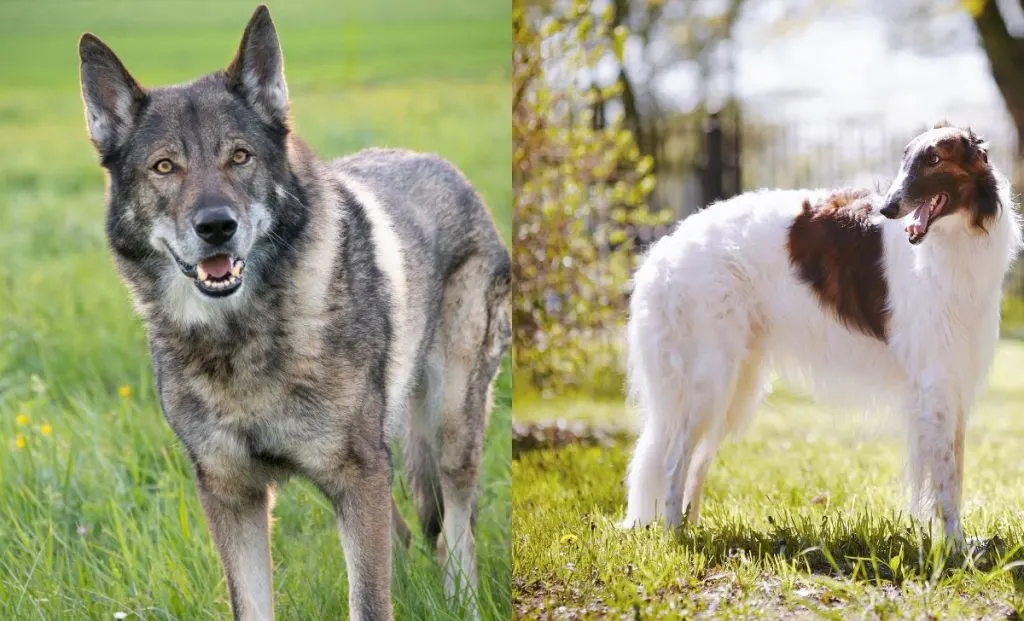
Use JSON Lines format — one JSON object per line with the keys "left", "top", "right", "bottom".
{"left": 644, "top": 111, "right": 1024, "bottom": 331}
{"left": 651, "top": 113, "right": 1020, "bottom": 219}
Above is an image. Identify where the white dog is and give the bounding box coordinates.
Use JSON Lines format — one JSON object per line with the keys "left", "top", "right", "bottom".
{"left": 623, "top": 122, "right": 1021, "bottom": 543}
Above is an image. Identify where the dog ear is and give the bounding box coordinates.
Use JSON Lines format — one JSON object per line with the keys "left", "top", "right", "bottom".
{"left": 971, "top": 168, "right": 1000, "bottom": 233}
{"left": 962, "top": 128, "right": 990, "bottom": 165}
{"left": 226, "top": 5, "right": 289, "bottom": 129}
{"left": 970, "top": 128, "right": 989, "bottom": 163}
{"left": 79, "top": 34, "right": 147, "bottom": 157}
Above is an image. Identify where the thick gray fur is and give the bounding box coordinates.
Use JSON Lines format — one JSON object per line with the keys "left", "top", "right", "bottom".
{"left": 78, "top": 6, "right": 510, "bottom": 620}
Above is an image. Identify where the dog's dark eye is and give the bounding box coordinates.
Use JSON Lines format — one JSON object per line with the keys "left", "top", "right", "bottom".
{"left": 153, "top": 159, "right": 175, "bottom": 175}
{"left": 231, "top": 149, "right": 252, "bottom": 166}
{"left": 926, "top": 153, "right": 941, "bottom": 166}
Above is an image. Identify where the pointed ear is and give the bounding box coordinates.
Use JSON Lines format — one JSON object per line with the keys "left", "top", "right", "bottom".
{"left": 225, "top": 5, "right": 289, "bottom": 129}
{"left": 79, "top": 34, "right": 146, "bottom": 156}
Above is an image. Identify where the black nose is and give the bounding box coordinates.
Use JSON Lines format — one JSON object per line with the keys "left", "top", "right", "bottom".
{"left": 192, "top": 206, "right": 238, "bottom": 245}
{"left": 879, "top": 201, "right": 900, "bottom": 218}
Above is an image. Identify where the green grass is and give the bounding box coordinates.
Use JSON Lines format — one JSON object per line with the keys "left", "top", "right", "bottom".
{"left": 513, "top": 341, "right": 1024, "bottom": 619}
{"left": 0, "top": 1, "right": 510, "bottom": 618}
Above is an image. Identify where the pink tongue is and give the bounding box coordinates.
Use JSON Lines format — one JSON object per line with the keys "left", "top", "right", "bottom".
{"left": 906, "top": 204, "right": 930, "bottom": 238}
{"left": 200, "top": 255, "right": 232, "bottom": 279}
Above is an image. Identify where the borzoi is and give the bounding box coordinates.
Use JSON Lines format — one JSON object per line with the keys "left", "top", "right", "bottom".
{"left": 623, "top": 122, "right": 1021, "bottom": 543}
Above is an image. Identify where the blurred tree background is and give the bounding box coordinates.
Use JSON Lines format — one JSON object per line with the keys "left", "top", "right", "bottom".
{"left": 513, "top": 0, "right": 660, "bottom": 396}
{"left": 514, "top": 0, "right": 1024, "bottom": 400}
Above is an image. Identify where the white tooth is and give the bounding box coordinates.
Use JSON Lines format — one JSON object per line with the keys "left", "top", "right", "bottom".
{"left": 231, "top": 263, "right": 242, "bottom": 277}
{"left": 197, "top": 266, "right": 208, "bottom": 282}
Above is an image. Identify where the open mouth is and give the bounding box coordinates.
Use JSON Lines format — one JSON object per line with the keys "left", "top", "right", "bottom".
{"left": 165, "top": 243, "right": 246, "bottom": 298}
{"left": 905, "top": 192, "right": 948, "bottom": 245}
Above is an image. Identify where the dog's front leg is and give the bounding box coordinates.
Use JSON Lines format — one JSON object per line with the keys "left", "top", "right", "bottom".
{"left": 907, "top": 386, "right": 966, "bottom": 545}
{"left": 319, "top": 447, "right": 394, "bottom": 621}
{"left": 195, "top": 472, "right": 275, "bottom": 621}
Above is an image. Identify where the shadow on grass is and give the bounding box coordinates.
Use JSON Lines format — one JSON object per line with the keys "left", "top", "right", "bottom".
{"left": 516, "top": 439, "right": 1024, "bottom": 596}
{"left": 657, "top": 512, "right": 1024, "bottom": 590}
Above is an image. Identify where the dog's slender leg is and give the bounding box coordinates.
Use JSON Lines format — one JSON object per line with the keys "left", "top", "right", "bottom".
{"left": 195, "top": 475, "right": 275, "bottom": 621}
{"left": 437, "top": 351, "right": 495, "bottom": 617}
{"left": 323, "top": 451, "right": 394, "bottom": 621}
{"left": 935, "top": 411, "right": 966, "bottom": 543}
{"left": 682, "top": 347, "right": 767, "bottom": 524}
{"left": 438, "top": 464, "right": 479, "bottom": 609}
{"left": 666, "top": 357, "right": 742, "bottom": 532}
{"left": 664, "top": 431, "right": 698, "bottom": 532}
{"left": 404, "top": 364, "right": 444, "bottom": 548}
{"left": 908, "top": 389, "right": 965, "bottom": 545}
{"left": 432, "top": 256, "right": 507, "bottom": 617}
{"left": 391, "top": 496, "right": 412, "bottom": 548}
{"left": 682, "top": 438, "right": 718, "bottom": 524}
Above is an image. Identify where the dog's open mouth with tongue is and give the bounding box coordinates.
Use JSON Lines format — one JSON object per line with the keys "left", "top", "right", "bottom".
{"left": 166, "top": 243, "right": 246, "bottom": 298}
{"left": 905, "top": 192, "right": 948, "bottom": 245}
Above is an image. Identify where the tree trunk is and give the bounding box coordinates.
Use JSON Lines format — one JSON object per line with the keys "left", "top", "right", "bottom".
{"left": 612, "top": 0, "right": 651, "bottom": 158}
{"left": 973, "top": 0, "right": 1024, "bottom": 159}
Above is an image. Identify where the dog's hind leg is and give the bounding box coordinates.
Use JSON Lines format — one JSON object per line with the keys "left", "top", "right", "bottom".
{"left": 681, "top": 438, "right": 717, "bottom": 525}
{"left": 403, "top": 355, "right": 445, "bottom": 548}
{"left": 663, "top": 357, "right": 740, "bottom": 532}
{"left": 435, "top": 254, "right": 510, "bottom": 612}
{"left": 682, "top": 346, "right": 768, "bottom": 524}
{"left": 624, "top": 287, "right": 754, "bottom": 531}
{"left": 624, "top": 357, "right": 737, "bottom": 531}
{"left": 391, "top": 496, "right": 412, "bottom": 548}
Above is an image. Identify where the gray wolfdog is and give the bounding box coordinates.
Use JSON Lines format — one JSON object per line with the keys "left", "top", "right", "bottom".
{"left": 78, "top": 6, "right": 510, "bottom": 620}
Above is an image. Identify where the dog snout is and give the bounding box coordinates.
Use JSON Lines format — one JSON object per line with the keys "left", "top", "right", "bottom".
{"left": 192, "top": 206, "right": 238, "bottom": 246}
{"left": 879, "top": 198, "right": 901, "bottom": 219}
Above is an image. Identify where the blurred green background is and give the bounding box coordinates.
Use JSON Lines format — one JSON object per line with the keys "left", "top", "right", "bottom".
{"left": 0, "top": 1, "right": 510, "bottom": 619}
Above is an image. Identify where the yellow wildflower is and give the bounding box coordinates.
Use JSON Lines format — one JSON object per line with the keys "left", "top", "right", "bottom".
{"left": 15, "top": 434, "right": 26, "bottom": 449}
{"left": 40, "top": 424, "right": 52, "bottom": 437}
{"left": 118, "top": 385, "right": 132, "bottom": 399}
{"left": 15, "top": 414, "right": 29, "bottom": 426}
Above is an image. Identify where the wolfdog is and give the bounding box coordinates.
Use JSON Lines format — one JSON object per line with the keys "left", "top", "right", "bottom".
{"left": 78, "top": 6, "right": 510, "bottom": 620}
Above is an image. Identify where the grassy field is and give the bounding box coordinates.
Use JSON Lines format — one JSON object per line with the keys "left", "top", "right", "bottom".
{"left": 513, "top": 342, "right": 1024, "bottom": 619}
{"left": 0, "top": 1, "right": 510, "bottom": 619}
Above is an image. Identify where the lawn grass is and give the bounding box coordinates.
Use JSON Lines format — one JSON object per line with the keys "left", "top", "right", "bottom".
{"left": 513, "top": 341, "right": 1024, "bottom": 619}
{"left": 0, "top": 1, "right": 510, "bottom": 619}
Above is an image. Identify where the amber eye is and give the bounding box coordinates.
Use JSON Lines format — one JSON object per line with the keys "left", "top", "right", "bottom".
{"left": 153, "top": 159, "right": 175, "bottom": 175}
{"left": 926, "top": 153, "right": 941, "bottom": 166}
{"left": 231, "top": 149, "right": 252, "bottom": 165}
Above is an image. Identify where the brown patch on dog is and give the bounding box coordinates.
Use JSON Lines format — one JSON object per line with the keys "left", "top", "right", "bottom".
{"left": 787, "top": 189, "right": 890, "bottom": 341}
